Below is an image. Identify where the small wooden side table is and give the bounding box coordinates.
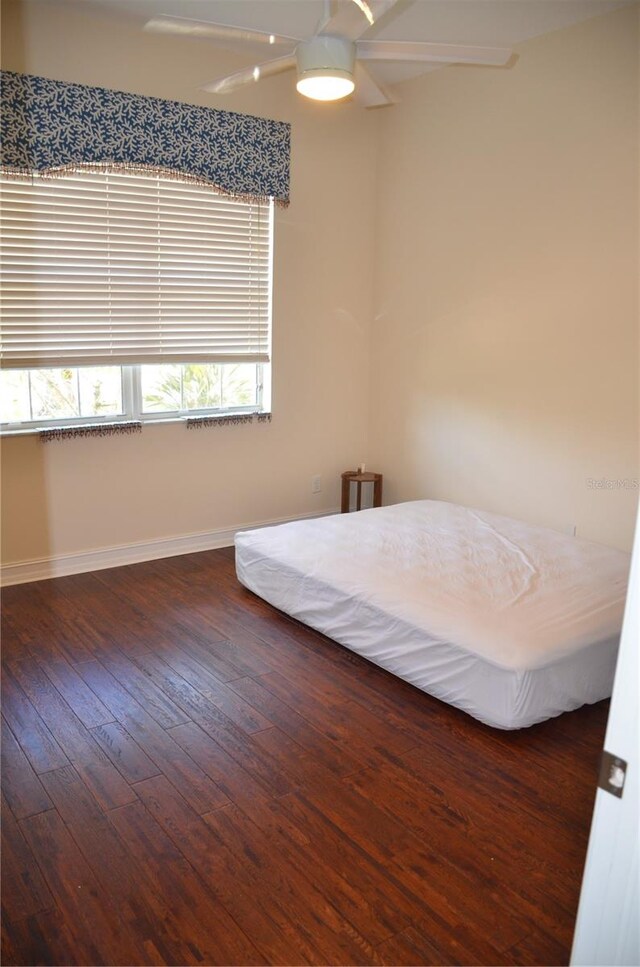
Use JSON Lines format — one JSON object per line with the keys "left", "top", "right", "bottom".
{"left": 341, "top": 471, "right": 383, "bottom": 513}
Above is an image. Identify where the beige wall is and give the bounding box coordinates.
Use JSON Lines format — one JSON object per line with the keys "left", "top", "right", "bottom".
{"left": 0, "top": 0, "right": 378, "bottom": 564}
{"left": 1, "top": 2, "right": 638, "bottom": 571}
{"left": 370, "top": 4, "right": 639, "bottom": 551}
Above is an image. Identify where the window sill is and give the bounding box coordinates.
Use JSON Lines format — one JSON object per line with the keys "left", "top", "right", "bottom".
{"left": 1, "top": 412, "right": 272, "bottom": 439}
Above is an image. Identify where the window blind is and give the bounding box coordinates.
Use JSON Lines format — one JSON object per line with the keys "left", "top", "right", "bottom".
{"left": 0, "top": 171, "right": 272, "bottom": 369}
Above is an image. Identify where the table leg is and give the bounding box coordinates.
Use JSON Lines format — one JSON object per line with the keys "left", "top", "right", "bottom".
{"left": 341, "top": 476, "right": 350, "bottom": 513}
{"left": 373, "top": 475, "right": 382, "bottom": 508}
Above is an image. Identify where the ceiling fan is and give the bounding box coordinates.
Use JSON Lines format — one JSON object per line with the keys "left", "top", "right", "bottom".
{"left": 144, "top": 0, "right": 513, "bottom": 108}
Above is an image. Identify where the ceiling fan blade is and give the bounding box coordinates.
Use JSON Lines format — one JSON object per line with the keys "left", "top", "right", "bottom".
{"left": 357, "top": 40, "right": 513, "bottom": 66}
{"left": 144, "top": 16, "right": 301, "bottom": 47}
{"left": 360, "top": 0, "right": 415, "bottom": 38}
{"left": 354, "top": 61, "right": 396, "bottom": 108}
{"left": 200, "top": 55, "right": 297, "bottom": 95}
{"left": 314, "top": 0, "right": 335, "bottom": 37}
{"left": 317, "top": 0, "right": 400, "bottom": 41}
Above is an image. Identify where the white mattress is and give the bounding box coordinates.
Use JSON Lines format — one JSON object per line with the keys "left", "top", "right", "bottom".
{"left": 235, "top": 501, "right": 630, "bottom": 729}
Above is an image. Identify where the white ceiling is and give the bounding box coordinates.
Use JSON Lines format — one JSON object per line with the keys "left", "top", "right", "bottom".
{"left": 49, "top": 0, "right": 633, "bottom": 87}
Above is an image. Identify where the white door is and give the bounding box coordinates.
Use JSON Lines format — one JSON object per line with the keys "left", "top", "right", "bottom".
{"left": 571, "top": 505, "right": 639, "bottom": 967}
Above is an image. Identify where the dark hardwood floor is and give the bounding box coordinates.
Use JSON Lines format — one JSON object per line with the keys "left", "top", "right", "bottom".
{"left": 1, "top": 547, "right": 607, "bottom": 966}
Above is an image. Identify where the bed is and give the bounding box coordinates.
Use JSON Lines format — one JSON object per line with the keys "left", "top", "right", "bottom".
{"left": 235, "top": 500, "right": 630, "bottom": 729}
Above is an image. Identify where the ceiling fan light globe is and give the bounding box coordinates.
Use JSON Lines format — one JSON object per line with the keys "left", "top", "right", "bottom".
{"left": 296, "top": 69, "right": 355, "bottom": 101}
{"left": 295, "top": 35, "right": 356, "bottom": 101}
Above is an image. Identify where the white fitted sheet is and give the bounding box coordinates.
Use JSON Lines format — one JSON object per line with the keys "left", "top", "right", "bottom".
{"left": 235, "top": 501, "right": 630, "bottom": 728}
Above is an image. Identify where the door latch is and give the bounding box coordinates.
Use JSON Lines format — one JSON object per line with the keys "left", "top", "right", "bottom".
{"left": 598, "top": 750, "right": 627, "bottom": 798}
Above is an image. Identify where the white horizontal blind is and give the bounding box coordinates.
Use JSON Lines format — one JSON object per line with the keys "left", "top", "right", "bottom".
{"left": 0, "top": 171, "right": 272, "bottom": 369}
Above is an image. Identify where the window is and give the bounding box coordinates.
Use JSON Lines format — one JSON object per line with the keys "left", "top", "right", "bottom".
{"left": 0, "top": 170, "right": 273, "bottom": 431}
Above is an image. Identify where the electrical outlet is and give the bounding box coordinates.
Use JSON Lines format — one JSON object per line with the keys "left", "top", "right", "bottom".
{"left": 311, "top": 474, "right": 322, "bottom": 494}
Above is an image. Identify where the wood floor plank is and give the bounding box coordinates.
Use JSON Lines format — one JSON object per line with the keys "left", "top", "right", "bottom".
{"left": 101, "top": 559, "right": 273, "bottom": 679}
{"left": 252, "top": 724, "right": 349, "bottom": 792}
{"left": 1, "top": 547, "right": 608, "bottom": 967}
{"left": 0, "top": 610, "right": 31, "bottom": 662}
{"left": 120, "top": 658, "right": 295, "bottom": 798}
{"left": 504, "top": 928, "right": 572, "bottom": 967}
{"left": 109, "top": 801, "right": 266, "bottom": 966}
{"left": 202, "top": 802, "right": 382, "bottom": 966}
{"left": 250, "top": 803, "right": 403, "bottom": 949}
{"left": 400, "top": 726, "right": 597, "bottom": 830}
{"left": 398, "top": 747, "right": 592, "bottom": 886}
{"left": 9, "top": 658, "right": 137, "bottom": 811}
{"left": 229, "top": 675, "right": 366, "bottom": 777}
{"left": 376, "top": 924, "right": 452, "bottom": 966}
{"left": 272, "top": 790, "right": 429, "bottom": 936}
{"left": 1, "top": 718, "right": 53, "bottom": 819}
{"left": 44, "top": 571, "right": 161, "bottom": 658}
{"left": 1, "top": 666, "right": 70, "bottom": 775}
{"left": 207, "top": 636, "right": 276, "bottom": 679}
{"left": 19, "top": 809, "right": 148, "bottom": 966}
{"left": 168, "top": 721, "right": 276, "bottom": 805}
{"left": 41, "top": 763, "right": 126, "bottom": 836}
{"left": 1, "top": 908, "right": 83, "bottom": 967}
{"left": 39, "top": 765, "right": 223, "bottom": 966}
{"left": 375, "top": 914, "right": 512, "bottom": 967}
{"left": 136, "top": 559, "right": 296, "bottom": 662}
{"left": 282, "top": 776, "right": 413, "bottom": 865}
{"left": 390, "top": 845, "right": 530, "bottom": 953}
{"left": 39, "top": 766, "right": 145, "bottom": 914}
{"left": 409, "top": 911, "right": 509, "bottom": 966}
{"left": 88, "top": 645, "right": 190, "bottom": 729}
{"left": 1, "top": 793, "right": 55, "bottom": 923}
{"left": 97, "top": 563, "right": 258, "bottom": 686}
{"left": 342, "top": 755, "right": 574, "bottom": 947}
{"left": 3, "top": 580, "right": 100, "bottom": 664}
{"left": 148, "top": 636, "right": 236, "bottom": 691}
{"left": 93, "top": 566, "right": 234, "bottom": 668}
{"left": 134, "top": 773, "right": 319, "bottom": 965}
{"left": 75, "top": 659, "right": 229, "bottom": 813}
{"left": 290, "top": 659, "right": 439, "bottom": 748}
{"left": 173, "top": 630, "right": 273, "bottom": 683}
{"left": 261, "top": 670, "right": 418, "bottom": 756}
{"left": 255, "top": 669, "right": 416, "bottom": 767}
{"left": 89, "top": 720, "right": 161, "bottom": 783}
{"left": 35, "top": 654, "right": 115, "bottom": 729}
{"left": 133, "top": 647, "right": 273, "bottom": 734}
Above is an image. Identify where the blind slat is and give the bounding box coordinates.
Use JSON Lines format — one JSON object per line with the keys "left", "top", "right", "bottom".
{"left": 0, "top": 171, "right": 273, "bottom": 369}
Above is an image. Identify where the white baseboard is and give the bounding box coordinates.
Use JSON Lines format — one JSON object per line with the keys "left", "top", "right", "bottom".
{"left": 0, "top": 508, "right": 339, "bottom": 587}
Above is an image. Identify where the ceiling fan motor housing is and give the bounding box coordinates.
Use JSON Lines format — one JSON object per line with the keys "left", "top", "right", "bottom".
{"left": 296, "top": 34, "right": 356, "bottom": 89}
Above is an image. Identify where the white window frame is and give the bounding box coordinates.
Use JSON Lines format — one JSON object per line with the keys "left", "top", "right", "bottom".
{"left": 130, "top": 362, "right": 266, "bottom": 425}
{"left": 0, "top": 363, "right": 267, "bottom": 434}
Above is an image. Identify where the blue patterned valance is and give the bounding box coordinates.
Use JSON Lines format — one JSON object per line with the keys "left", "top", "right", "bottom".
{"left": 0, "top": 70, "right": 290, "bottom": 205}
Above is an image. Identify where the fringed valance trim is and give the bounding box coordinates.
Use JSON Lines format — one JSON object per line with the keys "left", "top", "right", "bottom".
{"left": 36, "top": 413, "right": 271, "bottom": 439}
{"left": 0, "top": 163, "right": 289, "bottom": 208}
{"left": 40, "top": 421, "right": 142, "bottom": 442}
{"left": 187, "top": 412, "right": 272, "bottom": 430}
{"left": 1, "top": 70, "right": 290, "bottom": 205}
